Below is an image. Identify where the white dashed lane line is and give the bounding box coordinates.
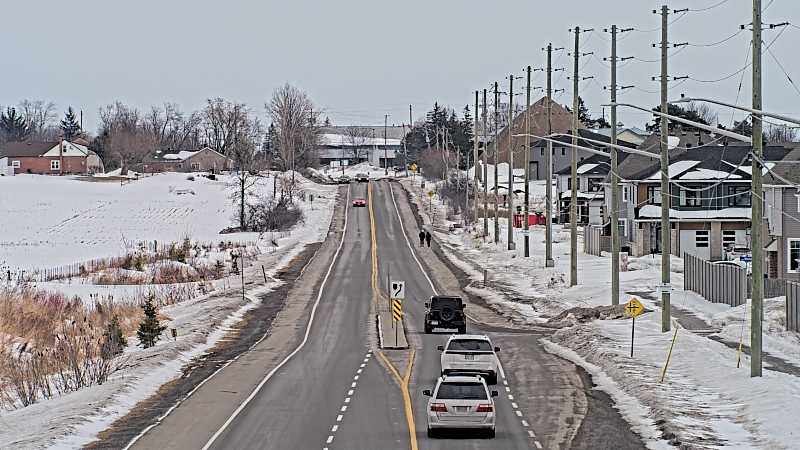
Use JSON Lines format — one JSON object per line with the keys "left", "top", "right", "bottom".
{"left": 500, "top": 372, "right": 544, "bottom": 450}
{"left": 322, "top": 351, "right": 371, "bottom": 449}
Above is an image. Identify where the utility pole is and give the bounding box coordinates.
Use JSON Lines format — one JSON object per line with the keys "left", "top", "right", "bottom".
{"left": 659, "top": 5, "right": 671, "bottom": 333}
{"left": 570, "top": 27, "right": 581, "bottom": 287}
{"left": 493, "top": 82, "right": 500, "bottom": 244}
{"left": 610, "top": 25, "right": 620, "bottom": 306}
{"left": 408, "top": 104, "right": 413, "bottom": 178}
{"left": 524, "top": 65, "right": 532, "bottom": 257}
{"left": 474, "top": 90, "right": 480, "bottom": 225}
{"left": 507, "top": 74, "right": 515, "bottom": 250}
{"left": 482, "top": 89, "right": 489, "bottom": 240}
{"left": 751, "top": 0, "right": 763, "bottom": 377}
{"left": 545, "top": 43, "right": 555, "bottom": 268}
{"left": 384, "top": 114, "right": 389, "bottom": 175}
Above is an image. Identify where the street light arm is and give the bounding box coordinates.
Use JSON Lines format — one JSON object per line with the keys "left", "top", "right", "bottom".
{"left": 604, "top": 102, "right": 753, "bottom": 144}
{"left": 671, "top": 96, "right": 800, "bottom": 126}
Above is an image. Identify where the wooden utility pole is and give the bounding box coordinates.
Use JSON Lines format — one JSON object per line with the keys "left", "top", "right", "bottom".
{"left": 384, "top": 114, "right": 389, "bottom": 175}
{"left": 751, "top": 0, "right": 763, "bottom": 377}
{"left": 610, "top": 25, "right": 620, "bottom": 306}
{"left": 659, "top": 5, "right": 672, "bottom": 333}
{"left": 570, "top": 27, "right": 580, "bottom": 287}
{"left": 545, "top": 43, "right": 555, "bottom": 268}
{"left": 474, "top": 90, "right": 480, "bottom": 225}
{"left": 524, "top": 65, "right": 532, "bottom": 257}
{"left": 507, "top": 74, "right": 515, "bottom": 250}
{"left": 483, "top": 89, "right": 489, "bottom": 240}
{"left": 494, "top": 82, "right": 500, "bottom": 244}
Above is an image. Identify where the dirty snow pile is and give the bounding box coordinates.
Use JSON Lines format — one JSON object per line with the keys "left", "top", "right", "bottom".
{"left": 402, "top": 177, "right": 800, "bottom": 449}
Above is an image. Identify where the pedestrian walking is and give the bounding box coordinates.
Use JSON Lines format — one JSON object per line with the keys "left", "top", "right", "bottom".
{"left": 419, "top": 230, "right": 426, "bottom": 247}
{"left": 425, "top": 231, "right": 432, "bottom": 247}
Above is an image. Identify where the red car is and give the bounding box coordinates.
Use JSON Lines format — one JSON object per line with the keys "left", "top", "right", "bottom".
{"left": 352, "top": 198, "right": 367, "bottom": 207}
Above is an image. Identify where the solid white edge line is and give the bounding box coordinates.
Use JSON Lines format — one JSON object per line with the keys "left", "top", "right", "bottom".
{"left": 199, "top": 185, "right": 352, "bottom": 450}
{"left": 388, "top": 181, "right": 438, "bottom": 295}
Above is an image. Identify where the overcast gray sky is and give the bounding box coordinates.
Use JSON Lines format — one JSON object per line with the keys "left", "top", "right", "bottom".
{"left": 3, "top": 0, "right": 799, "bottom": 133}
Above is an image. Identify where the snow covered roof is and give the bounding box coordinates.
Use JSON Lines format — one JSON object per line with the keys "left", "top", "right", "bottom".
{"left": 41, "top": 141, "right": 91, "bottom": 157}
{"left": 576, "top": 163, "right": 599, "bottom": 175}
{"left": 638, "top": 204, "right": 751, "bottom": 221}
{"left": 647, "top": 160, "right": 701, "bottom": 180}
{"left": 560, "top": 191, "right": 603, "bottom": 200}
{"left": 162, "top": 150, "right": 198, "bottom": 161}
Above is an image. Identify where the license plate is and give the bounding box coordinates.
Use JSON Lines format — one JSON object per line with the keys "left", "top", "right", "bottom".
{"left": 430, "top": 321, "right": 439, "bottom": 325}
{"left": 464, "top": 354, "right": 475, "bottom": 360}
{"left": 454, "top": 406, "right": 470, "bottom": 413}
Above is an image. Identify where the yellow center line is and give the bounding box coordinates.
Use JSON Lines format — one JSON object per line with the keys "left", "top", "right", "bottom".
{"left": 370, "top": 181, "right": 418, "bottom": 450}
{"left": 377, "top": 350, "right": 418, "bottom": 450}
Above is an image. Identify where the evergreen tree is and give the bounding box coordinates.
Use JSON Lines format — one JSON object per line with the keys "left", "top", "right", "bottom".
{"left": 0, "top": 107, "right": 31, "bottom": 142}
{"left": 60, "top": 106, "right": 82, "bottom": 140}
{"left": 101, "top": 315, "right": 127, "bottom": 358}
{"left": 323, "top": 116, "right": 332, "bottom": 127}
{"left": 137, "top": 295, "right": 167, "bottom": 348}
{"left": 646, "top": 104, "right": 709, "bottom": 133}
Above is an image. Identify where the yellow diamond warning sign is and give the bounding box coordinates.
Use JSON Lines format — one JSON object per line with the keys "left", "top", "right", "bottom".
{"left": 624, "top": 298, "right": 644, "bottom": 318}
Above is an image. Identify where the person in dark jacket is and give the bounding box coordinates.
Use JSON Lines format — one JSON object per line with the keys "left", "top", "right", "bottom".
{"left": 425, "top": 231, "right": 432, "bottom": 247}
{"left": 419, "top": 230, "right": 426, "bottom": 247}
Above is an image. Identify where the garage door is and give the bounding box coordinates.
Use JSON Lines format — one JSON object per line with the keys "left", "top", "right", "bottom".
{"left": 680, "top": 230, "right": 711, "bottom": 260}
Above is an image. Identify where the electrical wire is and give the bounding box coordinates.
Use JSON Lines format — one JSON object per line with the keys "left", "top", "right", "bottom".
{"left": 688, "top": 28, "right": 746, "bottom": 47}
{"left": 765, "top": 45, "right": 800, "bottom": 99}
{"left": 688, "top": 0, "right": 733, "bottom": 12}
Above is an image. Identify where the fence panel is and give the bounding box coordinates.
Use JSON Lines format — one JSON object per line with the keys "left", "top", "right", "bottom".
{"left": 683, "top": 253, "right": 747, "bottom": 307}
{"left": 788, "top": 281, "right": 800, "bottom": 332}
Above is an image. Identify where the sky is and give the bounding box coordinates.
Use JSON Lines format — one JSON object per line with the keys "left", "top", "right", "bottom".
{"left": 2, "top": 0, "right": 799, "bottom": 134}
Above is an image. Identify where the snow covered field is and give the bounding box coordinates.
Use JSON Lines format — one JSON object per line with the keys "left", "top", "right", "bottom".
{"left": 0, "top": 171, "right": 339, "bottom": 448}
{"left": 0, "top": 172, "right": 326, "bottom": 271}
{"left": 403, "top": 177, "right": 800, "bottom": 450}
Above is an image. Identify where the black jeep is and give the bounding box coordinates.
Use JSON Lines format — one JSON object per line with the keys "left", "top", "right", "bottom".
{"left": 424, "top": 296, "right": 466, "bottom": 334}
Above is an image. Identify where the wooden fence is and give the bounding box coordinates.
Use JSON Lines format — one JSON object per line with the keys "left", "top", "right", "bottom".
{"left": 684, "top": 253, "right": 747, "bottom": 307}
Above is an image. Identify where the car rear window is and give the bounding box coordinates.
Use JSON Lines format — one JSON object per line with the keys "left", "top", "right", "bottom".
{"left": 447, "top": 339, "right": 492, "bottom": 352}
{"left": 431, "top": 297, "right": 461, "bottom": 308}
{"left": 436, "top": 382, "right": 488, "bottom": 400}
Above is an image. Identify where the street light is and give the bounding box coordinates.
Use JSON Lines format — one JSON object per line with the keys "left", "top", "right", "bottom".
{"left": 670, "top": 95, "right": 800, "bottom": 126}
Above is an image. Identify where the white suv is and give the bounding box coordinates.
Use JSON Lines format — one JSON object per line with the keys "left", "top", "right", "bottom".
{"left": 423, "top": 374, "right": 498, "bottom": 438}
{"left": 438, "top": 334, "right": 500, "bottom": 385}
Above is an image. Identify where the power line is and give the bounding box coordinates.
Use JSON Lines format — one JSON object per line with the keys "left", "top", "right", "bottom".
{"left": 688, "top": 0, "right": 733, "bottom": 12}
{"left": 764, "top": 45, "right": 800, "bottom": 99}
{"left": 688, "top": 28, "right": 746, "bottom": 47}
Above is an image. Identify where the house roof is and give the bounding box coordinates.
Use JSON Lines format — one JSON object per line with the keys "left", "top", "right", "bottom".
{"left": 319, "top": 133, "right": 402, "bottom": 147}
{"left": 764, "top": 145, "right": 800, "bottom": 185}
{"left": 631, "top": 144, "right": 791, "bottom": 182}
{"left": 637, "top": 204, "right": 752, "bottom": 221}
{"left": 555, "top": 152, "right": 631, "bottom": 176}
{"left": 146, "top": 146, "right": 228, "bottom": 163}
{"left": 0, "top": 141, "right": 57, "bottom": 157}
{"left": 321, "top": 125, "right": 408, "bottom": 140}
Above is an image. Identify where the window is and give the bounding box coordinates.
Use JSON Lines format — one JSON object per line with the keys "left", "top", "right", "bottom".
{"left": 622, "top": 185, "right": 629, "bottom": 203}
{"left": 587, "top": 178, "right": 603, "bottom": 192}
{"left": 191, "top": 163, "right": 201, "bottom": 170}
{"left": 727, "top": 185, "right": 751, "bottom": 207}
{"left": 618, "top": 219, "right": 627, "bottom": 237}
{"left": 789, "top": 239, "right": 800, "bottom": 272}
{"left": 696, "top": 230, "right": 710, "bottom": 248}
{"left": 567, "top": 177, "right": 571, "bottom": 190}
{"left": 436, "top": 383, "right": 488, "bottom": 400}
{"left": 11, "top": 160, "right": 20, "bottom": 168}
{"left": 540, "top": 148, "right": 544, "bottom": 156}
{"left": 647, "top": 186, "right": 661, "bottom": 205}
{"left": 561, "top": 147, "right": 565, "bottom": 156}
{"left": 723, "top": 230, "right": 736, "bottom": 251}
{"left": 50, "top": 160, "right": 60, "bottom": 170}
{"left": 680, "top": 189, "right": 701, "bottom": 207}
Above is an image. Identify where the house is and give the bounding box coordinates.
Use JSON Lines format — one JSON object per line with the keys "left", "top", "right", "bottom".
{"left": 556, "top": 153, "right": 630, "bottom": 226}
{"left": 139, "top": 147, "right": 233, "bottom": 173}
{"left": 589, "top": 126, "right": 650, "bottom": 146}
{"left": 493, "top": 97, "right": 579, "bottom": 171}
{"left": 616, "top": 141, "right": 790, "bottom": 261}
{"left": 762, "top": 146, "right": 800, "bottom": 280}
{"left": 317, "top": 131, "right": 401, "bottom": 168}
{"left": 528, "top": 129, "right": 636, "bottom": 182}
{"left": 0, "top": 140, "right": 104, "bottom": 175}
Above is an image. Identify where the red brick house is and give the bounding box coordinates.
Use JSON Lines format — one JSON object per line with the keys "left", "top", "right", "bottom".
{"left": 0, "top": 140, "right": 104, "bottom": 175}
{"left": 138, "top": 147, "right": 233, "bottom": 173}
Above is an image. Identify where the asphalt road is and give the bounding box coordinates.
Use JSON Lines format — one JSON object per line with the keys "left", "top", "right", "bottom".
{"left": 123, "top": 179, "right": 646, "bottom": 450}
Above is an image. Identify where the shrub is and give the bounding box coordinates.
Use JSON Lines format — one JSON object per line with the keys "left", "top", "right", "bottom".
{"left": 246, "top": 197, "right": 304, "bottom": 232}
{"left": 137, "top": 295, "right": 167, "bottom": 349}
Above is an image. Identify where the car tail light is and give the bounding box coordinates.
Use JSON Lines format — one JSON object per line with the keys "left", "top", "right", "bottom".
{"left": 476, "top": 403, "right": 493, "bottom": 413}
{"left": 430, "top": 403, "right": 447, "bottom": 412}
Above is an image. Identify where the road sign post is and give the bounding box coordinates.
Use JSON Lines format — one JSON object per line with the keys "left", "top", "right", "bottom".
{"left": 391, "top": 280, "right": 405, "bottom": 346}
{"left": 624, "top": 298, "right": 644, "bottom": 357}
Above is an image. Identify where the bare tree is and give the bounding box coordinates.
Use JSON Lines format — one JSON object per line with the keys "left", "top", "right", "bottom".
{"left": 766, "top": 123, "right": 798, "bottom": 143}
{"left": 201, "top": 98, "right": 253, "bottom": 154}
{"left": 685, "top": 102, "right": 718, "bottom": 126}
{"left": 97, "top": 102, "right": 151, "bottom": 171}
{"left": 227, "top": 111, "right": 266, "bottom": 230}
{"left": 343, "top": 126, "right": 371, "bottom": 163}
{"left": 143, "top": 103, "right": 203, "bottom": 151}
{"left": 18, "top": 99, "right": 57, "bottom": 140}
{"left": 267, "top": 84, "right": 319, "bottom": 178}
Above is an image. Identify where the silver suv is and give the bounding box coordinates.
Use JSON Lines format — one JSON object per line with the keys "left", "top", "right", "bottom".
{"left": 423, "top": 374, "right": 498, "bottom": 438}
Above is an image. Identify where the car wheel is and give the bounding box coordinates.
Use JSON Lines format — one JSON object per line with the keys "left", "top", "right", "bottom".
{"left": 486, "top": 428, "right": 496, "bottom": 439}
{"left": 427, "top": 428, "right": 436, "bottom": 438}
